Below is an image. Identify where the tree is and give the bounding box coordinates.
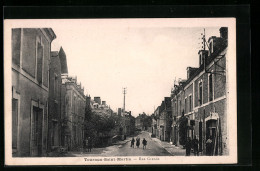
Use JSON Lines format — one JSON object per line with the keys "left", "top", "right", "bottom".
{"left": 94, "top": 113, "right": 116, "bottom": 134}
{"left": 138, "top": 112, "right": 152, "bottom": 130}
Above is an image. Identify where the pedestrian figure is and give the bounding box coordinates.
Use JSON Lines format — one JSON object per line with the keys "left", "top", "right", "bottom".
{"left": 131, "top": 138, "right": 135, "bottom": 148}
{"left": 87, "top": 137, "right": 92, "bottom": 152}
{"left": 185, "top": 137, "right": 192, "bottom": 156}
{"left": 142, "top": 138, "right": 147, "bottom": 149}
{"left": 206, "top": 136, "right": 213, "bottom": 156}
{"left": 136, "top": 137, "right": 140, "bottom": 148}
{"left": 83, "top": 138, "right": 87, "bottom": 152}
{"left": 192, "top": 136, "right": 199, "bottom": 156}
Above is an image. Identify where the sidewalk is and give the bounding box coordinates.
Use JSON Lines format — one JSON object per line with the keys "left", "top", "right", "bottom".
{"left": 152, "top": 137, "right": 186, "bottom": 156}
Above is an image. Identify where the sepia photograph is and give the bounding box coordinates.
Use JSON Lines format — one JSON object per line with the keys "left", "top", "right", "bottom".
{"left": 4, "top": 18, "right": 237, "bottom": 165}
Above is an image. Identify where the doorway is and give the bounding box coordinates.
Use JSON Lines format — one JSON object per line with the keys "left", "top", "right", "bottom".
{"left": 206, "top": 119, "right": 217, "bottom": 155}
{"left": 12, "top": 98, "right": 18, "bottom": 155}
{"left": 31, "top": 106, "right": 43, "bottom": 157}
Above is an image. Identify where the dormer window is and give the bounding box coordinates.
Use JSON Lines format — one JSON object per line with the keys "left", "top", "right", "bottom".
{"left": 208, "top": 72, "right": 214, "bottom": 101}
{"left": 198, "top": 80, "right": 203, "bottom": 105}
{"left": 198, "top": 50, "right": 208, "bottom": 67}
{"left": 36, "top": 42, "right": 43, "bottom": 84}
{"left": 200, "top": 54, "right": 203, "bottom": 66}
{"left": 208, "top": 36, "right": 216, "bottom": 55}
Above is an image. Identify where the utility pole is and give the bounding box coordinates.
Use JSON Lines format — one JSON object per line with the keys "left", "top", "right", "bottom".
{"left": 122, "top": 87, "right": 127, "bottom": 116}
{"left": 122, "top": 87, "right": 127, "bottom": 138}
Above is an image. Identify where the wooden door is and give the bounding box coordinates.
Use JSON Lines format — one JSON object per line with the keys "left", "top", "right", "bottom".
{"left": 31, "top": 106, "right": 43, "bottom": 157}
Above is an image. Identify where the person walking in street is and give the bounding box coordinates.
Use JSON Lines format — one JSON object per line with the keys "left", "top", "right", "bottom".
{"left": 136, "top": 137, "right": 140, "bottom": 148}
{"left": 87, "top": 137, "right": 92, "bottom": 152}
{"left": 192, "top": 136, "right": 199, "bottom": 156}
{"left": 185, "top": 137, "right": 192, "bottom": 156}
{"left": 142, "top": 138, "right": 147, "bottom": 149}
{"left": 206, "top": 136, "right": 213, "bottom": 156}
{"left": 83, "top": 138, "right": 87, "bottom": 153}
{"left": 131, "top": 137, "right": 135, "bottom": 148}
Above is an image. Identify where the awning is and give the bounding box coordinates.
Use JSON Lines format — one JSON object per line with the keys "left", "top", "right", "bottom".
{"left": 205, "top": 112, "right": 219, "bottom": 121}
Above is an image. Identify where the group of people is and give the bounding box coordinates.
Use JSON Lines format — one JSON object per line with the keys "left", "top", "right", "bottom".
{"left": 185, "top": 136, "right": 214, "bottom": 156}
{"left": 83, "top": 137, "right": 93, "bottom": 152}
{"left": 131, "top": 137, "right": 147, "bottom": 149}
{"left": 185, "top": 136, "right": 199, "bottom": 156}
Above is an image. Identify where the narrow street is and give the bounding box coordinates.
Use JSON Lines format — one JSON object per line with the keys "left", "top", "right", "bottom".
{"left": 68, "top": 131, "right": 185, "bottom": 157}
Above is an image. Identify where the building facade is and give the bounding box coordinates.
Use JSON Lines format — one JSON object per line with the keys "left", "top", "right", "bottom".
{"left": 124, "top": 111, "right": 135, "bottom": 136}
{"left": 61, "top": 74, "right": 86, "bottom": 151}
{"left": 171, "top": 27, "right": 228, "bottom": 155}
{"left": 135, "top": 114, "right": 143, "bottom": 131}
{"left": 47, "top": 47, "right": 69, "bottom": 153}
{"left": 151, "top": 115, "right": 157, "bottom": 136}
{"left": 154, "top": 106, "right": 161, "bottom": 139}
{"left": 157, "top": 97, "right": 172, "bottom": 142}
{"left": 12, "top": 28, "right": 56, "bottom": 156}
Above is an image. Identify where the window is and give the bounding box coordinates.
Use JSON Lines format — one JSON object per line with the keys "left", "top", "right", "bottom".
{"left": 199, "top": 81, "right": 203, "bottom": 105}
{"left": 12, "top": 29, "right": 21, "bottom": 66}
{"left": 53, "top": 75, "right": 56, "bottom": 96}
{"left": 179, "top": 100, "right": 182, "bottom": 115}
{"left": 200, "top": 54, "right": 203, "bottom": 66}
{"left": 184, "top": 98, "right": 187, "bottom": 114}
{"left": 209, "top": 73, "right": 213, "bottom": 101}
{"left": 65, "top": 96, "right": 69, "bottom": 116}
{"left": 55, "top": 76, "right": 59, "bottom": 97}
{"left": 189, "top": 95, "right": 192, "bottom": 112}
{"left": 73, "top": 126, "right": 77, "bottom": 143}
{"left": 175, "top": 102, "right": 177, "bottom": 116}
{"left": 36, "top": 42, "right": 43, "bottom": 84}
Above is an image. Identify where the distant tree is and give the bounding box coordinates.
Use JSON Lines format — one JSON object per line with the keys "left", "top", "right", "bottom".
{"left": 138, "top": 112, "right": 152, "bottom": 130}
{"left": 85, "top": 97, "right": 93, "bottom": 121}
{"left": 94, "top": 113, "right": 116, "bottom": 134}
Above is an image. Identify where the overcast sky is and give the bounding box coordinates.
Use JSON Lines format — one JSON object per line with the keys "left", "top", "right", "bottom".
{"left": 48, "top": 20, "right": 221, "bottom": 117}
{"left": 6, "top": 19, "right": 226, "bottom": 117}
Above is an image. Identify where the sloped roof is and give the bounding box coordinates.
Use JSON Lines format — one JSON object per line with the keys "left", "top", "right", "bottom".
{"left": 51, "top": 51, "right": 59, "bottom": 57}
{"left": 164, "top": 97, "right": 171, "bottom": 109}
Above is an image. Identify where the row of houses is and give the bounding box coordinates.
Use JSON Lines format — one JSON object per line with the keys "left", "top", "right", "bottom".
{"left": 11, "top": 28, "right": 86, "bottom": 157}
{"left": 151, "top": 27, "right": 228, "bottom": 156}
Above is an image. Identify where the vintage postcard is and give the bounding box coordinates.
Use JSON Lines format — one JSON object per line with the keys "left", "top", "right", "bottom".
{"left": 4, "top": 18, "right": 237, "bottom": 165}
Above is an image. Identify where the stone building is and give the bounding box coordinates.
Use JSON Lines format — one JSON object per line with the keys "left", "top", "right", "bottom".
{"left": 47, "top": 47, "right": 68, "bottom": 153}
{"left": 151, "top": 114, "right": 157, "bottom": 136}
{"left": 157, "top": 97, "right": 172, "bottom": 142}
{"left": 61, "top": 73, "right": 86, "bottom": 151}
{"left": 11, "top": 28, "right": 56, "bottom": 156}
{"left": 135, "top": 114, "right": 143, "bottom": 131}
{"left": 154, "top": 106, "right": 161, "bottom": 139}
{"left": 171, "top": 27, "right": 228, "bottom": 155}
{"left": 124, "top": 111, "right": 135, "bottom": 136}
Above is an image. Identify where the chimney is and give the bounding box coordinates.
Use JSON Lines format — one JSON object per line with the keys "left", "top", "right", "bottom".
{"left": 220, "top": 27, "right": 228, "bottom": 40}
{"left": 102, "top": 101, "right": 106, "bottom": 106}
{"left": 94, "top": 97, "right": 101, "bottom": 105}
{"left": 118, "top": 108, "right": 121, "bottom": 116}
